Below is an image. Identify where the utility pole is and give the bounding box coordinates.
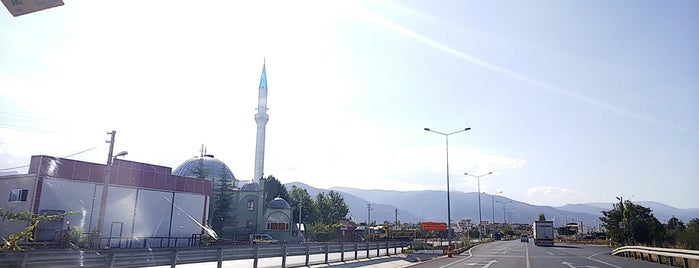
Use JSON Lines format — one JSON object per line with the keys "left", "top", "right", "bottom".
{"left": 95, "top": 131, "right": 116, "bottom": 248}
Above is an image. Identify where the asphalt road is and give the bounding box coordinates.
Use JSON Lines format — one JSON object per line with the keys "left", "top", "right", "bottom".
{"left": 408, "top": 239, "right": 671, "bottom": 268}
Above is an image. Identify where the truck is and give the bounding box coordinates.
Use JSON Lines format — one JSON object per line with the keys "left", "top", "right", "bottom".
{"left": 532, "top": 220, "right": 555, "bottom": 246}
{"left": 370, "top": 226, "right": 416, "bottom": 241}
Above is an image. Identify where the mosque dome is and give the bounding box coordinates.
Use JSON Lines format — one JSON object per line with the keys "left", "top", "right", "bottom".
{"left": 173, "top": 154, "right": 236, "bottom": 180}
{"left": 267, "top": 197, "right": 291, "bottom": 209}
{"left": 240, "top": 181, "right": 259, "bottom": 192}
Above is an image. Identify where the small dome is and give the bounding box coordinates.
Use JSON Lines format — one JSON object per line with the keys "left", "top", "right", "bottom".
{"left": 267, "top": 197, "right": 291, "bottom": 209}
{"left": 173, "top": 155, "right": 236, "bottom": 180}
{"left": 240, "top": 181, "right": 259, "bottom": 192}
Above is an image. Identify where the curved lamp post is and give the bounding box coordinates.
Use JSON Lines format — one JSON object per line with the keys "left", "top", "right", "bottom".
{"left": 424, "top": 127, "right": 470, "bottom": 256}
{"left": 465, "top": 172, "right": 492, "bottom": 242}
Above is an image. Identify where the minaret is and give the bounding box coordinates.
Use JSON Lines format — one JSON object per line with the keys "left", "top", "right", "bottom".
{"left": 253, "top": 61, "right": 269, "bottom": 182}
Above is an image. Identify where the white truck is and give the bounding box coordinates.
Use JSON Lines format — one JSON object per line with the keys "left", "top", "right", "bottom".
{"left": 533, "top": 220, "right": 555, "bottom": 246}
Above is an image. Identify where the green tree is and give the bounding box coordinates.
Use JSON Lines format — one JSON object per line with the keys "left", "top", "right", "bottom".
{"left": 538, "top": 213, "right": 546, "bottom": 221}
{"left": 327, "top": 190, "right": 350, "bottom": 222}
{"left": 313, "top": 190, "right": 349, "bottom": 225}
{"left": 677, "top": 218, "right": 699, "bottom": 249}
{"left": 209, "top": 165, "right": 235, "bottom": 238}
{"left": 600, "top": 200, "right": 665, "bottom": 246}
{"left": 288, "top": 186, "right": 314, "bottom": 224}
{"left": 263, "top": 175, "right": 289, "bottom": 204}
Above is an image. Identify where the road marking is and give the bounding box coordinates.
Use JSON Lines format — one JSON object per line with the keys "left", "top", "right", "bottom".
{"left": 483, "top": 260, "right": 497, "bottom": 268}
{"left": 525, "top": 242, "right": 531, "bottom": 268}
{"left": 546, "top": 251, "right": 553, "bottom": 255}
{"left": 587, "top": 252, "right": 622, "bottom": 268}
{"left": 462, "top": 260, "right": 498, "bottom": 267}
{"left": 562, "top": 261, "right": 598, "bottom": 268}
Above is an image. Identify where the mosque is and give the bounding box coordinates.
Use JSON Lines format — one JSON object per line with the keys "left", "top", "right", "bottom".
{"left": 0, "top": 62, "right": 296, "bottom": 247}
{"left": 171, "top": 62, "right": 295, "bottom": 243}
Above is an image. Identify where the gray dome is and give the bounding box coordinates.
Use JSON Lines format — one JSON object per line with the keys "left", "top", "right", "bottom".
{"left": 240, "top": 181, "right": 259, "bottom": 192}
{"left": 267, "top": 197, "right": 291, "bottom": 209}
{"left": 173, "top": 155, "right": 236, "bottom": 180}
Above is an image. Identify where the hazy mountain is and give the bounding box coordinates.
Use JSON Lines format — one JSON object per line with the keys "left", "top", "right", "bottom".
{"left": 285, "top": 182, "right": 423, "bottom": 223}
{"left": 558, "top": 202, "right": 699, "bottom": 223}
{"left": 294, "top": 183, "right": 597, "bottom": 226}
{"left": 285, "top": 183, "right": 697, "bottom": 229}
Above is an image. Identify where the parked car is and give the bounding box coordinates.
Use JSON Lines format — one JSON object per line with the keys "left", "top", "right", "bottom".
{"left": 250, "top": 234, "right": 279, "bottom": 244}
{"left": 521, "top": 234, "right": 529, "bottom": 242}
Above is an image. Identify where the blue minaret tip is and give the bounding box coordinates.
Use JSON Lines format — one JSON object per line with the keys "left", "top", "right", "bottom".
{"left": 259, "top": 60, "right": 267, "bottom": 89}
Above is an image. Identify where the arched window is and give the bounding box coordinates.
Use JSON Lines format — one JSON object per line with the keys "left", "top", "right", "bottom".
{"left": 247, "top": 200, "right": 254, "bottom": 211}
{"left": 266, "top": 212, "right": 290, "bottom": 230}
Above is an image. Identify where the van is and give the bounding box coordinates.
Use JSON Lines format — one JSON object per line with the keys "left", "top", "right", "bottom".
{"left": 250, "top": 234, "right": 279, "bottom": 244}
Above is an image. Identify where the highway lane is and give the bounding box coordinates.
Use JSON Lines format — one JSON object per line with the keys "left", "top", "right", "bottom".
{"left": 408, "top": 239, "right": 671, "bottom": 268}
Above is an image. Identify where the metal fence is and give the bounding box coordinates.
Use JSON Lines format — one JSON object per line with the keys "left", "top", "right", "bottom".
{"left": 612, "top": 245, "right": 699, "bottom": 268}
{"left": 0, "top": 241, "right": 409, "bottom": 268}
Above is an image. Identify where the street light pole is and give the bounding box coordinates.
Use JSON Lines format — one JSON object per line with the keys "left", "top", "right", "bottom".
{"left": 496, "top": 200, "right": 512, "bottom": 224}
{"left": 424, "top": 127, "right": 471, "bottom": 257}
{"left": 464, "top": 172, "right": 493, "bottom": 242}
{"left": 492, "top": 191, "right": 502, "bottom": 224}
{"left": 94, "top": 131, "right": 127, "bottom": 248}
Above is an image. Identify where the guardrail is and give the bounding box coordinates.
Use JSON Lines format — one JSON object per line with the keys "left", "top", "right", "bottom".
{"left": 0, "top": 241, "right": 409, "bottom": 268}
{"left": 611, "top": 246, "right": 699, "bottom": 268}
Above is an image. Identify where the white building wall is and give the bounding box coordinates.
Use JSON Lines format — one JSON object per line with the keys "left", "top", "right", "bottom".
{"left": 171, "top": 192, "right": 206, "bottom": 237}
{"left": 0, "top": 174, "right": 37, "bottom": 241}
{"left": 133, "top": 189, "right": 173, "bottom": 238}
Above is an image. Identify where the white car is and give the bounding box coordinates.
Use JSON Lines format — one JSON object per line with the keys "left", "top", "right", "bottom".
{"left": 520, "top": 235, "right": 529, "bottom": 242}
{"left": 250, "top": 234, "right": 279, "bottom": 244}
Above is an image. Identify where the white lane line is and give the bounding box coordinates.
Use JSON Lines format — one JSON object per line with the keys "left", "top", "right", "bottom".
{"left": 525, "top": 242, "right": 532, "bottom": 268}
{"left": 588, "top": 252, "right": 622, "bottom": 268}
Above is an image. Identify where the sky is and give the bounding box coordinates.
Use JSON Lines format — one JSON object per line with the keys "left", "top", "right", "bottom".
{"left": 1, "top": 1, "right": 698, "bottom": 209}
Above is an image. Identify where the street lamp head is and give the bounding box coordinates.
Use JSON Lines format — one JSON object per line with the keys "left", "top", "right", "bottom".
{"left": 464, "top": 172, "right": 469, "bottom": 176}
{"left": 487, "top": 171, "right": 493, "bottom": 175}
{"left": 464, "top": 127, "right": 471, "bottom": 131}
{"left": 115, "top": 151, "right": 128, "bottom": 157}
{"left": 424, "top": 128, "right": 431, "bottom": 131}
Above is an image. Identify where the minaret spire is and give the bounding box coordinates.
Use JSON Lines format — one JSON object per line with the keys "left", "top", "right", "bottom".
{"left": 253, "top": 60, "right": 269, "bottom": 182}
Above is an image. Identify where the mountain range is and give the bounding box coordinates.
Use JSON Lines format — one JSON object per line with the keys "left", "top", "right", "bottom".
{"left": 285, "top": 182, "right": 698, "bottom": 228}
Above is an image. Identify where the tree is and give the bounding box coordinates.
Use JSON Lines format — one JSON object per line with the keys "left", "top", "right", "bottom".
{"left": 289, "top": 186, "right": 314, "bottom": 224}
{"left": 263, "top": 175, "right": 289, "bottom": 204}
{"left": 209, "top": 165, "right": 235, "bottom": 238}
{"left": 327, "top": 190, "right": 350, "bottom": 222}
{"left": 677, "top": 218, "right": 699, "bottom": 250}
{"left": 600, "top": 200, "right": 664, "bottom": 246}
{"left": 538, "top": 213, "right": 546, "bottom": 221}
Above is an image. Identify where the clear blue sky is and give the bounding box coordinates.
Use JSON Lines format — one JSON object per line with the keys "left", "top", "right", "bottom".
{"left": 1, "top": 1, "right": 697, "bottom": 209}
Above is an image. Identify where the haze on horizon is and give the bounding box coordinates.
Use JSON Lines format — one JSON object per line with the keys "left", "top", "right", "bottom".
{"left": 1, "top": 1, "right": 697, "bottom": 209}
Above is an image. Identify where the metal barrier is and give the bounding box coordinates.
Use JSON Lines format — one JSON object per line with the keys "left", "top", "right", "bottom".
{"left": 0, "top": 241, "right": 409, "bottom": 268}
{"left": 612, "top": 246, "right": 699, "bottom": 268}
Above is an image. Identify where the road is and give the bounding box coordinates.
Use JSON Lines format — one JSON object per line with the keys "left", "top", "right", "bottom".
{"left": 408, "top": 239, "right": 670, "bottom": 268}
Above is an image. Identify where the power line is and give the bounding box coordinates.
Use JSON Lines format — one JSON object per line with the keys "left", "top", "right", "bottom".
{"left": 0, "top": 145, "right": 102, "bottom": 172}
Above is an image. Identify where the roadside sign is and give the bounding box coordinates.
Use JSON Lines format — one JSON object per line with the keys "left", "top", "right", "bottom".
{"left": 3, "top": 0, "right": 64, "bottom": 17}
{"left": 421, "top": 222, "right": 447, "bottom": 231}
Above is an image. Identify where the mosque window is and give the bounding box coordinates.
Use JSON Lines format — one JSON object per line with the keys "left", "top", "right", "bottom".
{"left": 247, "top": 200, "right": 254, "bottom": 211}
{"left": 266, "top": 212, "right": 290, "bottom": 230}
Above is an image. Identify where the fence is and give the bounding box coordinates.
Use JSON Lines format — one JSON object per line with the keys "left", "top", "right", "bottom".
{"left": 0, "top": 241, "right": 409, "bottom": 268}
{"left": 612, "top": 246, "right": 699, "bottom": 268}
